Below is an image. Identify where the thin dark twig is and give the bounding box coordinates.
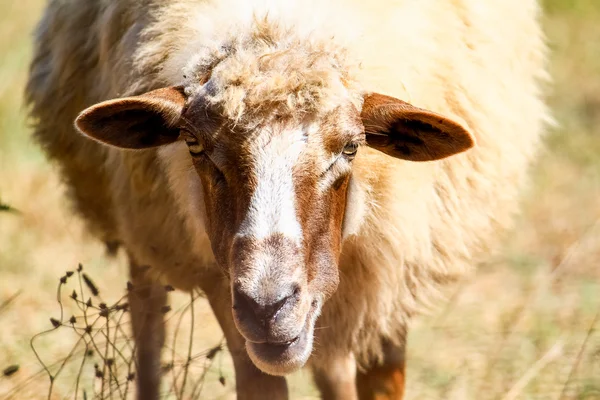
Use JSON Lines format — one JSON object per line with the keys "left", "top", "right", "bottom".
{"left": 100, "top": 315, "right": 109, "bottom": 400}
{"left": 26, "top": 267, "right": 225, "bottom": 400}
{"left": 111, "top": 308, "right": 124, "bottom": 396}
{"left": 0, "top": 290, "right": 22, "bottom": 315}
{"left": 29, "top": 278, "right": 67, "bottom": 399}
{"left": 97, "top": 328, "right": 125, "bottom": 399}
{"left": 189, "top": 359, "right": 210, "bottom": 399}
{"left": 123, "top": 339, "right": 137, "bottom": 400}
{"left": 190, "top": 340, "right": 224, "bottom": 399}
{"left": 38, "top": 329, "right": 87, "bottom": 400}
{"left": 170, "top": 295, "right": 195, "bottom": 397}
{"left": 4, "top": 342, "right": 100, "bottom": 400}
{"left": 73, "top": 342, "right": 89, "bottom": 400}
{"left": 0, "top": 201, "right": 20, "bottom": 213}
{"left": 179, "top": 292, "right": 196, "bottom": 399}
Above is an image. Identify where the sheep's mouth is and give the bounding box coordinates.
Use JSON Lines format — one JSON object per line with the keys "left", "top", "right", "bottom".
{"left": 245, "top": 300, "right": 320, "bottom": 376}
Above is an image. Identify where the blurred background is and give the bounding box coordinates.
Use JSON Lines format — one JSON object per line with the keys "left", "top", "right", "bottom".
{"left": 1, "top": 0, "right": 599, "bottom": 399}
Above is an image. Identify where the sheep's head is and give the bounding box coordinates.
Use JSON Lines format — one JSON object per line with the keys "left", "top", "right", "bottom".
{"left": 75, "top": 80, "right": 474, "bottom": 375}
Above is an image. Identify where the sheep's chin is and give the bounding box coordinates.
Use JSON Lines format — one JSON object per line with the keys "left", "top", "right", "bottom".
{"left": 246, "top": 318, "right": 315, "bottom": 376}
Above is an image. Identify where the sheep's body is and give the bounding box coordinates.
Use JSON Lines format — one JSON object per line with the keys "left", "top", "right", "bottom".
{"left": 27, "top": 0, "right": 548, "bottom": 394}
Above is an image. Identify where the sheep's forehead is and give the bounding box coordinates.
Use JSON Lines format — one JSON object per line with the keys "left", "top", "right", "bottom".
{"left": 194, "top": 57, "right": 360, "bottom": 127}
{"left": 183, "top": 83, "right": 363, "bottom": 164}
{"left": 181, "top": 21, "right": 363, "bottom": 126}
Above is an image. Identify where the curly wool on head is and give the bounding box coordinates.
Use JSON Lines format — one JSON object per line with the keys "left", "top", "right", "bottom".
{"left": 180, "top": 16, "right": 363, "bottom": 126}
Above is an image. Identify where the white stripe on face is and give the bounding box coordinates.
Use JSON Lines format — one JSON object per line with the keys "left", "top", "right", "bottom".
{"left": 238, "top": 125, "right": 312, "bottom": 242}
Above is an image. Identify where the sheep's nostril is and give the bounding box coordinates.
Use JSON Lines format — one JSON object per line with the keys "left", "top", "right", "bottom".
{"left": 233, "top": 285, "right": 299, "bottom": 324}
{"left": 233, "top": 286, "right": 259, "bottom": 315}
{"left": 292, "top": 284, "right": 301, "bottom": 297}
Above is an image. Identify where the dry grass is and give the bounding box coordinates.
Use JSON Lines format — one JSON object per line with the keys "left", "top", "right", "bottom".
{"left": 1, "top": 0, "right": 599, "bottom": 399}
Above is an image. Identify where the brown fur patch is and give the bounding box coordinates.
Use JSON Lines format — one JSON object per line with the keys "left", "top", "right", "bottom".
{"left": 356, "top": 339, "right": 406, "bottom": 400}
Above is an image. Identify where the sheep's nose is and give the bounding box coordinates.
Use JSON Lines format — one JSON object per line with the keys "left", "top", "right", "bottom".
{"left": 233, "top": 284, "right": 300, "bottom": 326}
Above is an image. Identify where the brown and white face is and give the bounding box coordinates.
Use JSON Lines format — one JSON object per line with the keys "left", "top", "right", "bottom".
{"left": 75, "top": 85, "right": 475, "bottom": 375}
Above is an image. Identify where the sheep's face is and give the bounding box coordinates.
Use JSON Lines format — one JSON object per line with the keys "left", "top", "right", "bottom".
{"left": 178, "top": 95, "right": 361, "bottom": 374}
{"left": 75, "top": 86, "right": 475, "bottom": 375}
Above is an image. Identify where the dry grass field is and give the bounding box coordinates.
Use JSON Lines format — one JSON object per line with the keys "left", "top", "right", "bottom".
{"left": 1, "top": 0, "right": 599, "bottom": 399}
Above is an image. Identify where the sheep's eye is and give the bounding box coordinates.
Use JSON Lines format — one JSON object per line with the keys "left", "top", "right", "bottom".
{"left": 342, "top": 142, "right": 358, "bottom": 158}
{"left": 185, "top": 137, "right": 204, "bottom": 155}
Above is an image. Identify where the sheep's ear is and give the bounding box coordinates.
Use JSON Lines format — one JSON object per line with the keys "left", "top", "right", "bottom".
{"left": 75, "top": 86, "right": 186, "bottom": 149}
{"left": 361, "top": 93, "right": 475, "bottom": 161}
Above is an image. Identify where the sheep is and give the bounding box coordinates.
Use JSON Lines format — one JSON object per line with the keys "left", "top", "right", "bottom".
{"left": 26, "top": 0, "right": 549, "bottom": 399}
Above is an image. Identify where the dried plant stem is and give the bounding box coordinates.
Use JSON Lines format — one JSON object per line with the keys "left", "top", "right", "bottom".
{"left": 179, "top": 292, "right": 196, "bottom": 399}
{"left": 502, "top": 339, "right": 564, "bottom": 400}
{"left": 0, "top": 290, "right": 22, "bottom": 315}
{"left": 101, "top": 316, "right": 109, "bottom": 399}
{"left": 558, "top": 308, "right": 600, "bottom": 400}
{"left": 477, "top": 220, "right": 600, "bottom": 396}
{"left": 170, "top": 294, "right": 196, "bottom": 396}
{"left": 74, "top": 343, "right": 90, "bottom": 400}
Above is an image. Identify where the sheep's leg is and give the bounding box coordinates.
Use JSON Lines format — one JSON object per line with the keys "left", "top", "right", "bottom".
{"left": 128, "top": 257, "right": 167, "bottom": 400}
{"left": 356, "top": 338, "right": 406, "bottom": 400}
{"left": 204, "top": 276, "right": 289, "bottom": 400}
{"left": 312, "top": 354, "right": 359, "bottom": 400}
